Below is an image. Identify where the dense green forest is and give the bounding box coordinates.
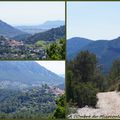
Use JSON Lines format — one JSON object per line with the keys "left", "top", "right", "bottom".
{"left": 66, "top": 50, "right": 120, "bottom": 108}
{"left": 0, "top": 85, "right": 64, "bottom": 119}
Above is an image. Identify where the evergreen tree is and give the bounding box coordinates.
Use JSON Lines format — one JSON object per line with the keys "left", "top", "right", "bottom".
{"left": 108, "top": 60, "right": 120, "bottom": 91}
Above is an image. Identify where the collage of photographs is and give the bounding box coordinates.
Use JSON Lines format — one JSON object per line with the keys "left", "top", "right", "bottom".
{"left": 0, "top": 1, "right": 120, "bottom": 119}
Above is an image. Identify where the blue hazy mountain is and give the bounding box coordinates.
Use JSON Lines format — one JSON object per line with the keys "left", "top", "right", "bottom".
{"left": 12, "top": 25, "right": 65, "bottom": 43}
{"left": 24, "top": 26, "right": 65, "bottom": 44}
{"left": 39, "top": 20, "right": 65, "bottom": 29}
{"left": 0, "top": 20, "right": 25, "bottom": 37}
{"left": 67, "top": 36, "right": 120, "bottom": 73}
{"left": 16, "top": 20, "right": 65, "bottom": 34}
{"left": 67, "top": 37, "right": 93, "bottom": 59}
{"left": 0, "top": 61, "right": 64, "bottom": 89}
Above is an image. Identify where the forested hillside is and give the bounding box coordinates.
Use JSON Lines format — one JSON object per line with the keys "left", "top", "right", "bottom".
{"left": 67, "top": 51, "right": 120, "bottom": 112}
{"left": 0, "top": 61, "right": 64, "bottom": 89}
{"left": 0, "top": 20, "right": 25, "bottom": 37}
{"left": 0, "top": 20, "right": 65, "bottom": 60}
{"left": 24, "top": 26, "right": 65, "bottom": 44}
{"left": 67, "top": 36, "right": 120, "bottom": 73}
{"left": 67, "top": 37, "right": 92, "bottom": 59}
{"left": 0, "top": 61, "right": 65, "bottom": 119}
{"left": 0, "top": 85, "right": 63, "bottom": 119}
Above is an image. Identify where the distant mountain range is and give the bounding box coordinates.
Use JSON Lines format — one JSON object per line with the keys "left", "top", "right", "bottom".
{"left": 0, "top": 20, "right": 65, "bottom": 44}
{"left": 0, "top": 20, "right": 25, "bottom": 37}
{"left": 0, "top": 61, "right": 64, "bottom": 89}
{"left": 15, "top": 20, "right": 65, "bottom": 34}
{"left": 67, "top": 37, "right": 92, "bottom": 60}
{"left": 0, "top": 20, "right": 65, "bottom": 40}
{"left": 39, "top": 20, "right": 65, "bottom": 29}
{"left": 67, "top": 37, "right": 120, "bottom": 73}
{"left": 24, "top": 25, "right": 65, "bottom": 44}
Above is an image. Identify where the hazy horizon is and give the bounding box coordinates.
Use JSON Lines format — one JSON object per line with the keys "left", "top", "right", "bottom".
{"left": 0, "top": 19, "right": 65, "bottom": 27}
{"left": 0, "top": 2, "right": 65, "bottom": 26}
{"left": 67, "top": 2, "right": 120, "bottom": 40}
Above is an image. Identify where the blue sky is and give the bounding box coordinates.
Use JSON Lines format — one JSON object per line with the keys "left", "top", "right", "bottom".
{"left": 0, "top": 2, "right": 65, "bottom": 26}
{"left": 36, "top": 61, "right": 65, "bottom": 75}
{"left": 67, "top": 2, "right": 120, "bottom": 40}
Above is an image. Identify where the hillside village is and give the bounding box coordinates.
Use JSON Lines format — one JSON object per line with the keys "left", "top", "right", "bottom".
{"left": 0, "top": 35, "right": 46, "bottom": 59}
{"left": 0, "top": 20, "right": 65, "bottom": 60}
{"left": 0, "top": 61, "right": 65, "bottom": 119}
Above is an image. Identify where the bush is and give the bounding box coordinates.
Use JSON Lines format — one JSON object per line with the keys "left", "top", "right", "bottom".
{"left": 73, "top": 82, "right": 98, "bottom": 108}
{"left": 117, "top": 83, "right": 120, "bottom": 92}
{"left": 53, "top": 95, "right": 65, "bottom": 119}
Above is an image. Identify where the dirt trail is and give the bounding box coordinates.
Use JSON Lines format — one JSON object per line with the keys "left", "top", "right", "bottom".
{"left": 68, "top": 91, "right": 120, "bottom": 119}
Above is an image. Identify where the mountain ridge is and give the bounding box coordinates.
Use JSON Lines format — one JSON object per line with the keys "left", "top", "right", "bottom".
{"left": 67, "top": 36, "right": 120, "bottom": 73}
{"left": 0, "top": 61, "right": 64, "bottom": 89}
{"left": 24, "top": 25, "right": 65, "bottom": 44}
{"left": 0, "top": 20, "right": 25, "bottom": 37}
{"left": 67, "top": 37, "right": 93, "bottom": 59}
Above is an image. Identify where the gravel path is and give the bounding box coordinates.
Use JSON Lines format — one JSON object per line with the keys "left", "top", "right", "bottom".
{"left": 68, "top": 91, "right": 120, "bottom": 119}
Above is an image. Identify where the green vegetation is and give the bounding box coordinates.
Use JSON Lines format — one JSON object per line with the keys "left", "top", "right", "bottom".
{"left": 0, "top": 37, "right": 65, "bottom": 60}
{"left": 46, "top": 38, "right": 65, "bottom": 60}
{"left": 35, "top": 40, "right": 46, "bottom": 48}
{"left": 0, "top": 86, "right": 57, "bottom": 119}
{"left": 67, "top": 36, "right": 120, "bottom": 74}
{"left": 67, "top": 51, "right": 99, "bottom": 108}
{"left": 108, "top": 60, "right": 120, "bottom": 91}
{"left": 53, "top": 94, "right": 65, "bottom": 119}
{"left": 25, "top": 26, "right": 65, "bottom": 44}
{"left": 0, "top": 25, "right": 65, "bottom": 60}
{"left": 117, "top": 83, "right": 120, "bottom": 92}
{"left": 67, "top": 50, "right": 120, "bottom": 109}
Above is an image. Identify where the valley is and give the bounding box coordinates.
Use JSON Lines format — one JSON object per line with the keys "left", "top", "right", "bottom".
{"left": 0, "top": 20, "right": 65, "bottom": 60}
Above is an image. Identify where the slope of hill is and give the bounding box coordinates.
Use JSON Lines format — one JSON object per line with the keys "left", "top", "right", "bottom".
{"left": 0, "top": 86, "right": 57, "bottom": 119}
{"left": 67, "top": 37, "right": 93, "bottom": 60}
{"left": 25, "top": 26, "right": 65, "bottom": 44}
{"left": 82, "top": 37, "right": 120, "bottom": 73}
{"left": 0, "top": 20, "right": 25, "bottom": 37}
{"left": 67, "top": 37, "right": 120, "bottom": 73}
{"left": 57, "top": 83, "right": 65, "bottom": 90}
{"left": 11, "top": 33, "right": 31, "bottom": 41}
{"left": 0, "top": 61, "right": 64, "bottom": 89}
